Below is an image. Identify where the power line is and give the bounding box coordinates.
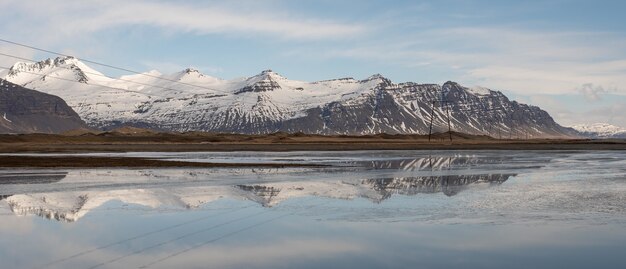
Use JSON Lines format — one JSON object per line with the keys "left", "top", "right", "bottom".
{"left": 0, "top": 38, "right": 225, "bottom": 93}
{"left": 0, "top": 46, "right": 299, "bottom": 107}
{"left": 0, "top": 58, "right": 296, "bottom": 111}
{"left": 31, "top": 206, "right": 251, "bottom": 269}
{"left": 420, "top": 84, "right": 534, "bottom": 139}
{"left": 139, "top": 213, "right": 291, "bottom": 269}
{"left": 0, "top": 64, "right": 298, "bottom": 113}
{"left": 138, "top": 199, "right": 329, "bottom": 269}
{"left": 85, "top": 209, "right": 271, "bottom": 269}
{"left": 0, "top": 52, "right": 223, "bottom": 97}
{"left": 0, "top": 66, "right": 169, "bottom": 99}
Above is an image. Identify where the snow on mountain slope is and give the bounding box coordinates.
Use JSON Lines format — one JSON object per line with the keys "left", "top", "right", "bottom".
{"left": 1, "top": 57, "right": 576, "bottom": 137}
{"left": 570, "top": 123, "right": 626, "bottom": 138}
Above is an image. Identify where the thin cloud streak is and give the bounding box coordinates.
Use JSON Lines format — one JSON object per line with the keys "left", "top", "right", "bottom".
{"left": 322, "top": 27, "right": 626, "bottom": 95}
{"left": 1, "top": 0, "right": 364, "bottom": 41}
{"left": 1, "top": 1, "right": 624, "bottom": 127}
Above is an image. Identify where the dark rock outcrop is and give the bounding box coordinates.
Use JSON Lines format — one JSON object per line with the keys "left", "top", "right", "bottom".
{"left": 0, "top": 79, "right": 86, "bottom": 133}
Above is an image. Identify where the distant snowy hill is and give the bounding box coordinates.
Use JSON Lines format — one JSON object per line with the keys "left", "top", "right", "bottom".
{"left": 0, "top": 56, "right": 576, "bottom": 137}
{"left": 570, "top": 123, "right": 626, "bottom": 139}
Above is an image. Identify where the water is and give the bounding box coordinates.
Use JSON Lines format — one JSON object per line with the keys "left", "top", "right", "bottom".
{"left": 0, "top": 150, "right": 625, "bottom": 269}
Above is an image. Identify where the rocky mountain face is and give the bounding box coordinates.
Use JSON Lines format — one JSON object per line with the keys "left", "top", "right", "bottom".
{"left": 0, "top": 79, "right": 86, "bottom": 133}
{"left": 1, "top": 57, "right": 576, "bottom": 137}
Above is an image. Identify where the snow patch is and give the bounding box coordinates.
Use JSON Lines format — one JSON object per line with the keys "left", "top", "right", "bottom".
{"left": 2, "top": 113, "right": 11, "bottom": 123}
{"left": 468, "top": 86, "right": 491, "bottom": 96}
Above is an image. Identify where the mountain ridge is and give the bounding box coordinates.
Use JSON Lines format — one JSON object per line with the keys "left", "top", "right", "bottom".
{"left": 0, "top": 56, "right": 577, "bottom": 138}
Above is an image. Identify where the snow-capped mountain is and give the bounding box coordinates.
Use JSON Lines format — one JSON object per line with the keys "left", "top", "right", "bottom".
{"left": 570, "top": 123, "right": 626, "bottom": 139}
{"left": 0, "top": 56, "right": 576, "bottom": 137}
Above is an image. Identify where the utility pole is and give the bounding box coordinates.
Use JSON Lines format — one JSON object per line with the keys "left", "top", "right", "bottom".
{"left": 509, "top": 112, "right": 513, "bottom": 140}
{"left": 428, "top": 101, "right": 435, "bottom": 142}
{"left": 428, "top": 84, "right": 453, "bottom": 142}
{"left": 445, "top": 102, "right": 452, "bottom": 141}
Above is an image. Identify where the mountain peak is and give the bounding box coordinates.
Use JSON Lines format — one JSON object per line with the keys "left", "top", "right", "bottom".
{"left": 442, "top": 81, "right": 461, "bottom": 87}
{"left": 237, "top": 70, "right": 286, "bottom": 94}
{"left": 365, "top": 73, "right": 386, "bottom": 80}
{"left": 183, "top": 67, "right": 200, "bottom": 74}
{"left": 175, "top": 68, "right": 208, "bottom": 81}
{"left": 253, "top": 69, "right": 286, "bottom": 80}
{"left": 23, "top": 56, "right": 83, "bottom": 70}
{"left": 7, "top": 56, "right": 93, "bottom": 83}
{"left": 52, "top": 56, "right": 81, "bottom": 66}
{"left": 360, "top": 73, "right": 393, "bottom": 88}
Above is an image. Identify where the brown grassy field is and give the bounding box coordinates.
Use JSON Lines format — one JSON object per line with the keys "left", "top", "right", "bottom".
{"left": 1, "top": 131, "right": 625, "bottom": 153}
{"left": 1, "top": 130, "right": 624, "bottom": 168}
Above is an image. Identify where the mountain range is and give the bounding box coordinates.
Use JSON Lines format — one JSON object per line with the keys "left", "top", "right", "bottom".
{"left": 570, "top": 123, "right": 626, "bottom": 139}
{"left": 0, "top": 56, "right": 578, "bottom": 137}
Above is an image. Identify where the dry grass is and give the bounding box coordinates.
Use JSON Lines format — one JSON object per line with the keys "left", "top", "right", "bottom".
{"left": 0, "top": 131, "right": 624, "bottom": 153}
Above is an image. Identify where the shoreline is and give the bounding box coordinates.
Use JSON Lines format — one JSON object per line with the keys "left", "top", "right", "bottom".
{"left": 2, "top": 141, "right": 626, "bottom": 153}
{"left": 1, "top": 133, "right": 624, "bottom": 154}
{"left": 0, "top": 156, "right": 325, "bottom": 168}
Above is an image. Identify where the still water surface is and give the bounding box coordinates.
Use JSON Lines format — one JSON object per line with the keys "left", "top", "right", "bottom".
{"left": 1, "top": 150, "right": 625, "bottom": 268}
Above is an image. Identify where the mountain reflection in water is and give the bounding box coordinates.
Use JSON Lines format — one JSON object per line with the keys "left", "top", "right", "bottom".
{"left": 0, "top": 172, "right": 67, "bottom": 185}
{"left": 363, "top": 174, "right": 513, "bottom": 200}
{"left": 0, "top": 154, "right": 538, "bottom": 222}
{"left": 5, "top": 173, "right": 513, "bottom": 222}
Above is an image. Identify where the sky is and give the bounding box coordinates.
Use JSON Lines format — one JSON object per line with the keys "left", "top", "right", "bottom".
{"left": 0, "top": 0, "right": 625, "bottom": 127}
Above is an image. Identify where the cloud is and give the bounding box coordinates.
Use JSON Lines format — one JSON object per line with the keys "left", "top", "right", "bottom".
{"left": 0, "top": 0, "right": 624, "bottom": 128}
{"left": 323, "top": 26, "right": 626, "bottom": 95}
{"left": 578, "top": 83, "right": 612, "bottom": 102}
{"left": 586, "top": 102, "right": 626, "bottom": 127}
{"left": 527, "top": 95, "right": 575, "bottom": 125}
{"left": 0, "top": 1, "right": 364, "bottom": 42}
{"left": 524, "top": 94, "right": 626, "bottom": 128}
